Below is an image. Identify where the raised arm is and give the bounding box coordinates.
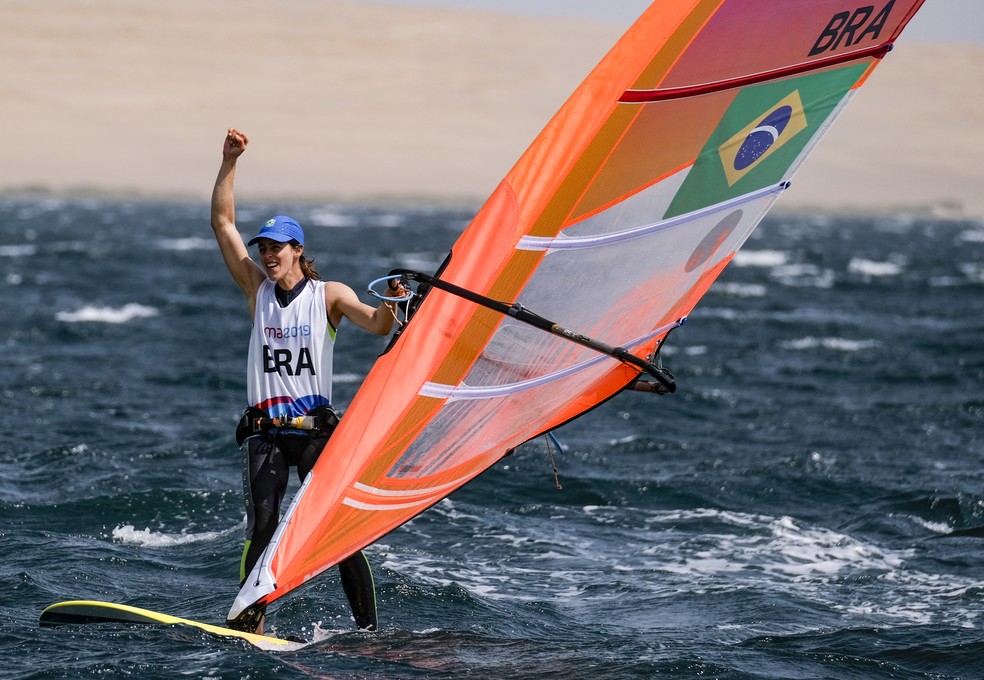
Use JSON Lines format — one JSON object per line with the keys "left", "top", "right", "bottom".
{"left": 210, "top": 129, "right": 266, "bottom": 303}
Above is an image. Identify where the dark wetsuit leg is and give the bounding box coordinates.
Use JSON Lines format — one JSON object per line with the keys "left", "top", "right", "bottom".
{"left": 339, "top": 550, "right": 378, "bottom": 630}
{"left": 240, "top": 435, "right": 289, "bottom": 583}
{"left": 230, "top": 434, "right": 290, "bottom": 632}
{"left": 239, "top": 429, "right": 379, "bottom": 631}
{"left": 291, "top": 430, "right": 329, "bottom": 482}
{"left": 288, "top": 432, "right": 379, "bottom": 630}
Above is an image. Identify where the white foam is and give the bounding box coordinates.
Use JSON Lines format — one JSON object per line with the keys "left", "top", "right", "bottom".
{"left": 848, "top": 257, "right": 904, "bottom": 277}
{"left": 773, "top": 263, "right": 820, "bottom": 277}
{"left": 958, "top": 229, "right": 984, "bottom": 243}
{"left": 609, "top": 434, "right": 641, "bottom": 446}
{"left": 371, "top": 213, "right": 407, "bottom": 228}
{"left": 111, "top": 524, "right": 231, "bottom": 547}
{"left": 715, "top": 282, "right": 767, "bottom": 297}
{"left": 695, "top": 307, "right": 739, "bottom": 320}
{"left": 380, "top": 503, "right": 983, "bottom": 627}
{"left": 155, "top": 237, "right": 215, "bottom": 251}
{"left": 770, "top": 264, "right": 835, "bottom": 289}
{"left": 55, "top": 303, "right": 158, "bottom": 324}
{"left": 307, "top": 209, "right": 358, "bottom": 228}
{"left": 781, "top": 337, "right": 879, "bottom": 352}
{"left": 959, "top": 263, "right": 984, "bottom": 283}
{"left": 903, "top": 515, "right": 953, "bottom": 535}
{"left": 646, "top": 509, "right": 980, "bottom": 628}
{"left": 650, "top": 511, "right": 911, "bottom": 581}
{"left": 399, "top": 251, "right": 447, "bottom": 272}
{"left": 733, "top": 249, "right": 788, "bottom": 267}
{"left": 0, "top": 244, "right": 37, "bottom": 257}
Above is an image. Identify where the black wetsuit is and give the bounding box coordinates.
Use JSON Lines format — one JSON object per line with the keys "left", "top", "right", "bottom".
{"left": 235, "top": 277, "right": 377, "bottom": 631}
{"left": 239, "top": 429, "right": 377, "bottom": 630}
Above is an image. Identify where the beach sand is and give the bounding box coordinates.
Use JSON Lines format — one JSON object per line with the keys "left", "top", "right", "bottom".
{"left": 3, "top": 0, "right": 982, "bottom": 216}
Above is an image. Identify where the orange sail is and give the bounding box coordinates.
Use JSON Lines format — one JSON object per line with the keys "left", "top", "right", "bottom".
{"left": 230, "top": 0, "right": 926, "bottom": 619}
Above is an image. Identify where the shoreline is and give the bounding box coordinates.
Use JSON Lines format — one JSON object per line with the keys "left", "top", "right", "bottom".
{"left": 2, "top": 186, "right": 968, "bottom": 223}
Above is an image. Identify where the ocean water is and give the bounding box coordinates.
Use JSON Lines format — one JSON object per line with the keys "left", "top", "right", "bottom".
{"left": 1, "top": 198, "right": 982, "bottom": 679}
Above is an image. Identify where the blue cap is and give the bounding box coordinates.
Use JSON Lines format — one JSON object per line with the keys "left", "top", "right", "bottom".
{"left": 247, "top": 215, "right": 304, "bottom": 246}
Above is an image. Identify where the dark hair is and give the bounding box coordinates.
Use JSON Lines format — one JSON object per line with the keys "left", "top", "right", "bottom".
{"left": 298, "top": 250, "right": 320, "bottom": 280}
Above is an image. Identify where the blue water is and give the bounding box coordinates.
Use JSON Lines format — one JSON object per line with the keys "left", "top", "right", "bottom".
{"left": 2, "top": 198, "right": 982, "bottom": 679}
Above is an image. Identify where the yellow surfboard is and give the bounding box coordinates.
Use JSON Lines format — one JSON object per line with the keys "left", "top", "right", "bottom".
{"left": 39, "top": 600, "right": 303, "bottom": 649}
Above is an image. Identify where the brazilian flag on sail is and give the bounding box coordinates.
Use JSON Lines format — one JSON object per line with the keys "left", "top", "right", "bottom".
{"left": 665, "top": 63, "right": 869, "bottom": 218}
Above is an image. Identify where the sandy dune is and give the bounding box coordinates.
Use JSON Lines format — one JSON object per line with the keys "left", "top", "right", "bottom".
{"left": 3, "top": 0, "right": 981, "bottom": 216}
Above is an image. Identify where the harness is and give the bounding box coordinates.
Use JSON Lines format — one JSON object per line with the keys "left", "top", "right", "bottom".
{"left": 235, "top": 405, "right": 339, "bottom": 446}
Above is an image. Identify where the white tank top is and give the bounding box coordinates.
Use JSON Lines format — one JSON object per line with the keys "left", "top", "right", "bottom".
{"left": 246, "top": 278, "right": 335, "bottom": 418}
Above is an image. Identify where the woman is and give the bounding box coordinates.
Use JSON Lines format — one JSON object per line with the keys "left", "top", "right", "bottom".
{"left": 210, "top": 128, "right": 403, "bottom": 634}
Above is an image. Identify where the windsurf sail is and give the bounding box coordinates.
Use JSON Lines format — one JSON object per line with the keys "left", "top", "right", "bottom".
{"left": 230, "top": 0, "right": 926, "bottom": 620}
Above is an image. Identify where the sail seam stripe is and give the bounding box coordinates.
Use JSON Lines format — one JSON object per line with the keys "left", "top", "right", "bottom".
{"left": 342, "top": 497, "right": 434, "bottom": 511}
{"left": 517, "top": 183, "right": 787, "bottom": 252}
{"left": 342, "top": 475, "right": 476, "bottom": 511}
{"left": 352, "top": 480, "right": 463, "bottom": 498}
{"left": 420, "top": 319, "right": 685, "bottom": 401}
{"left": 620, "top": 43, "right": 892, "bottom": 103}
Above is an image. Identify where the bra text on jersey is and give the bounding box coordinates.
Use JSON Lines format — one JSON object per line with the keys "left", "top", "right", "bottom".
{"left": 263, "top": 345, "right": 316, "bottom": 376}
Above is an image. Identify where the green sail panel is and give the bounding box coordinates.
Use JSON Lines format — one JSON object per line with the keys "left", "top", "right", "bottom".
{"left": 666, "top": 63, "right": 869, "bottom": 218}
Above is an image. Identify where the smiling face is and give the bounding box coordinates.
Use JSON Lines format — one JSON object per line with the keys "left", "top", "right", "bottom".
{"left": 255, "top": 238, "right": 303, "bottom": 287}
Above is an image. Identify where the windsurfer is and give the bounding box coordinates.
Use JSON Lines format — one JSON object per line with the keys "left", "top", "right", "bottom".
{"left": 210, "top": 128, "right": 404, "bottom": 634}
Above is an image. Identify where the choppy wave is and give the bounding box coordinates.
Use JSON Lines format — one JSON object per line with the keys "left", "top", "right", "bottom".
{"left": 655, "top": 511, "right": 908, "bottom": 578}
{"left": 959, "top": 262, "right": 984, "bottom": 283}
{"left": 55, "top": 303, "right": 158, "bottom": 323}
{"left": 111, "top": 524, "right": 234, "bottom": 547}
{"left": 386, "top": 504, "right": 983, "bottom": 631}
{"left": 307, "top": 209, "right": 360, "bottom": 228}
{"left": 733, "top": 249, "right": 788, "bottom": 267}
{"left": 771, "top": 263, "right": 835, "bottom": 288}
{"left": 714, "top": 282, "right": 767, "bottom": 297}
{"left": 780, "top": 337, "right": 880, "bottom": 352}
{"left": 848, "top": 257, "right": 905, "bottom": 277}
{"left": 4, "top": 200, "right": 982, "bottom": 680}
{"left": 958, "top": 228, "right": 984, "bottom": 242}
{"left": 154, "top": 236, "right": 215, "bottom": 251}
{"left": 333, "top": 372, "right": 364, "bottom": 384}
{"left": 0, "top": 244, "right": 37, "bottom": 257}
